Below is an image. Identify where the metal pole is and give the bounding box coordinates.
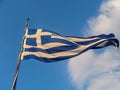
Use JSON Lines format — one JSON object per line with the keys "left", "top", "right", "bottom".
{"left": 11, "top": 18, "right": 30, "bottom": 90}
{"left": 11, "top": 60, "right": 21, "bottom": 90}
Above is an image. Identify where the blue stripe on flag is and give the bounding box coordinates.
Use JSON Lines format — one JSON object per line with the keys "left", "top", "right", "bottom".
{"left": 23, "top": 54, "right": 79, "bottom": 63}
{"left": 76, "top": 39, "right": 100, "bottom": 45}
{"left": 25, "top": 45, "right": 78, "bottom": 53}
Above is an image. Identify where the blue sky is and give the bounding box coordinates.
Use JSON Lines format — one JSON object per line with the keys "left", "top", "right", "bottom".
{"left": 1, "top": 0, "right": 120, "bottom": 90}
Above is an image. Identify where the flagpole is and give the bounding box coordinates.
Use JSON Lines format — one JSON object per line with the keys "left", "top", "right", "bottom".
{"left": 11, "top": 18, "right": 30, "bottom": 90}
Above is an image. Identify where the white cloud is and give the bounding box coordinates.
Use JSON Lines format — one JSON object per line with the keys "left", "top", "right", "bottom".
{"left": 88, "top": 0, "right": 120, "bottom": 38}
{"left": 68, "top": 0, "right": 120, "bottom": 90}
{"left": 68, "top": 49, "right": 120, "bottom": 90}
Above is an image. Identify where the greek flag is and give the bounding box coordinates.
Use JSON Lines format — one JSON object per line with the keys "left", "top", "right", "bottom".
{"left": 20, "top": 28, "right": 119, "bottom": 62}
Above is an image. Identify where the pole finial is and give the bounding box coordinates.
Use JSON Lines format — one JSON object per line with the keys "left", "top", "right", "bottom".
{"left": 25, "top": 18, "right": 30, "bottom": 28}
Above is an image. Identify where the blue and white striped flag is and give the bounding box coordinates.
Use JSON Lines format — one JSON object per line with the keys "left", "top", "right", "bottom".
{"left": 20, "top": 28, "right": 119, "bottom": 62}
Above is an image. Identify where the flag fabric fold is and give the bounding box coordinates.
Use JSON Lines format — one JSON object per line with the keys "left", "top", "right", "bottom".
{"left": 20, "top": 28, "right": 119, "bottom": 62}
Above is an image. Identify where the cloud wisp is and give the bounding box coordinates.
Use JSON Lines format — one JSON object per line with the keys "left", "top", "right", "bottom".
{"left": 68, "top": 0, "right": 120, "bottom": 90}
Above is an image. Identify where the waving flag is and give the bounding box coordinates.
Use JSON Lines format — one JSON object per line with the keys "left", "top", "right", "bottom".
{"left": 20, "top": 28, "right": 119, "bottom": 62}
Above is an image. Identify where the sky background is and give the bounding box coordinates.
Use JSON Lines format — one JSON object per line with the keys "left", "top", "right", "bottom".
{"left": 0, "top": 0, "right": 120, "bottom": 90}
